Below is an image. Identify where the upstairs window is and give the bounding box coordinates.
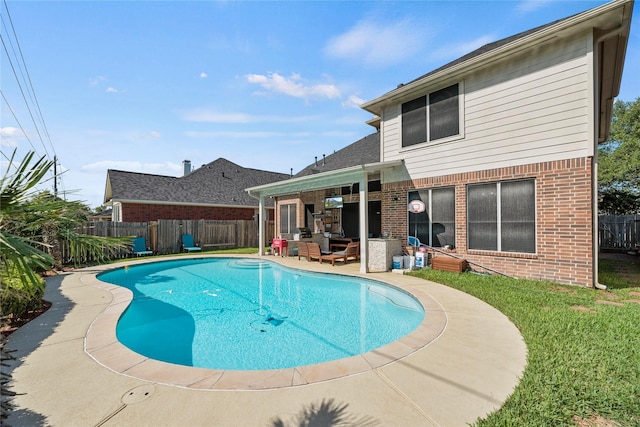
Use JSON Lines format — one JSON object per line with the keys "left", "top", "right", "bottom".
{"left": 402, "top": 83, "right": 460, "bottom": 147}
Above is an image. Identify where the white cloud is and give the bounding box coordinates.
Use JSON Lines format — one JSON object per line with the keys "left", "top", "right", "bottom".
{"left": 184, "top": 130, "right": 310, "bottom": 139}
{"left": 89, "top": 76, "right": 108, "bottom": 86}
{"left": 181, "top": 110, "right": 252, "bottom": 123}
{"left": 245, "top": 72, "right": 340, "bottom": 100}
{"left": 517, "top": 0, "right": 554, "bottom": 14}
{"left": 0, "top": 126, "right": 25, "bottom": 147}
{"left": 90, "top": 76, "right": 123, "bottom": 93}
{"left": 342, "top": 94, "right": 365, "bottom": 109}
{"left": 325, "top": 18, "right": 428, "bottom": 67}
{"left": 82, "top": 160, "right": 182, "bottom": 175}
{"left": 0, "top": 126, "right": 23, "bottom": 137}
{"left": 200, "top": 72, "right": 208, "bottom": 78}
{"left": 134, "top": 131, "right": 161, "bottom": 141}
{"left": 180, "top": 109, "right": 320, "bottom": 124}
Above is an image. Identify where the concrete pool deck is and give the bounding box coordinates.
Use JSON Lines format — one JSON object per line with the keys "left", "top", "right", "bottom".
{"left": 5, "top": 254, "right": 527, "bottom": 426}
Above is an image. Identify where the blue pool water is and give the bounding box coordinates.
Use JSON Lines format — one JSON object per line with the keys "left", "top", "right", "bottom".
{"left": 98, "top": 258, "right": 424, "bottom": 370}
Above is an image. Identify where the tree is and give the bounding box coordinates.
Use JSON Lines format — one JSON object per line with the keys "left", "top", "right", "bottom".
{"left": 1, "top": 150, "right": 130, "bottom": 316}
{"left": 598, "top": 98, "right": 640, "bottom": 214}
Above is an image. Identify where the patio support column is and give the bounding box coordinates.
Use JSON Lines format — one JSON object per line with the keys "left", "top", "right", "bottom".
{"left": 258, "top": 194, "right": 266, "bottom": 256}
{"left": 359, "top": 171, "right": 368, "bottom": 273}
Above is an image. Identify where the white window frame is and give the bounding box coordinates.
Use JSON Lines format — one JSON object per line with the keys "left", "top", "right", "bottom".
{"left": 279, "top": 203, "right": 296, "bottom": 234}
{"left": 112, "top": 202, "right": 122, "bottom": 222}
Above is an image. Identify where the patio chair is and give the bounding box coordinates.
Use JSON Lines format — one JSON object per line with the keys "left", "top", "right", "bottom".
{"left": 181, "top": 234, "right": 202, "bottom": 252}
{"left": 407, "top": 236, "right": 427, "bottom": 248}
{"left": 321, "top": 242, "right": 360, "bottom": 266}
{"left": 306, "top": 242, "right": 322, "bottom": 262}
{"left": 132, "top": 237, "right": 153, "bottom": 257}
{"left": 297, "top": 241, "right": 309, "bottom": 260}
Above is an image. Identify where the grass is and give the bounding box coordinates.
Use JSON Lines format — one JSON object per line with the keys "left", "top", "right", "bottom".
{"left": 408, "top": 261, "right": 640, "bottom": 426}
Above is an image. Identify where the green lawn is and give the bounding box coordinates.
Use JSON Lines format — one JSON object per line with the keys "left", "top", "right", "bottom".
{"left": 409, "top": 260, "right": 640, "bottom": 426}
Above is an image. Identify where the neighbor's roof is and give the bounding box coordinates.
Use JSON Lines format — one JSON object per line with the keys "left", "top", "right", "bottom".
{"left": 104, "top": 158, "right": 289, "bottom": 207}
{"left": 246, "top": 133, "right": 403, "bottom": 198}
{"left": 294, "top": 132, "right": 380, "bottom": 178}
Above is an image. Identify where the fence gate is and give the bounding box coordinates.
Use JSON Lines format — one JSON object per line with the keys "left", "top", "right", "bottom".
{"left": 599, "top": 214, "right": 640, "bottom": 251}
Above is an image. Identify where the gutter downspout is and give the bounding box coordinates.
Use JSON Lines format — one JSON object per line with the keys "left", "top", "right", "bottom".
{"left": 592, "top": 20, "right": 629, "bottom": 290}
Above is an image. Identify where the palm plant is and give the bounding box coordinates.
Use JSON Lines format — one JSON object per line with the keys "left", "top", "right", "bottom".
{"left": 1, "top": 150, "right": 130, "bottom": 316}
{"left": 1, "top": 150, "right": 55, "bottom": 315}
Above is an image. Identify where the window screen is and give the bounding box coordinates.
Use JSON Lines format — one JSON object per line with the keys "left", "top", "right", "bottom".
{"left": 429, "top": 83, "right": 459, "bottom": 141}
{"left": 467, "top": 180, "right": 536, "bottom": 253}
{"left": 431, "top": 187, "right": 456, "bottom": 247}
{"left": 402, "top": 96, "right": 427, "bottom": 147}
{"left": 401, "top": 84, "right": 460, "bottom": 147}
{"left": 467, "top": 184, "right": 498, "bottom": 251}
{"left": 408, "top": 187, "right": 455, "bottom": 248}
{"left": 501, "top": 180, "right": 535, "bottom": 253}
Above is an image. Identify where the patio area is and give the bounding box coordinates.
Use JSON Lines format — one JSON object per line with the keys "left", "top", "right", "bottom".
{"left": 5, "top": 254, "right": 527, "bottom": 426}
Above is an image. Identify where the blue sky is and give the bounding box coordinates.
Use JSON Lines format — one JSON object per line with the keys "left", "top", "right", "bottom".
{"left": 2, "top": 0, "right": 638, "bottom": 209}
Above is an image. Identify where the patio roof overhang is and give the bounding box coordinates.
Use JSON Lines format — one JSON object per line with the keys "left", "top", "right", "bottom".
{"left": 246, "top": 160, "right": 404, "bottom": 198}
{"left": 247, "top": 159, "right": 405, "bottom": 272}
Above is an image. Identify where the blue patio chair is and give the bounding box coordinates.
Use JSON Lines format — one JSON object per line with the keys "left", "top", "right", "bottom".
{"left": 182, "top": 234, "right": 202, "bottom": 252}
{"left": 407, "top": 236, "right": 427, "bottom": 248}
{"left": 132, "top": 237, "right": 153, "bottom": 257}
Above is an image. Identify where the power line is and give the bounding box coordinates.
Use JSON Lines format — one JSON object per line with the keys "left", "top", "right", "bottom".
{"left": 1, "top": 0, "right": 63, "bottom": 196}
{"left": 1, "top": 4, "right": 50, "bottom": 158}
{"left": 1, "top": 90, "right": 38, "bottom": 153}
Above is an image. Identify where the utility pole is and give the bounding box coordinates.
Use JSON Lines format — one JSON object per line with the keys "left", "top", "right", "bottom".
{"left": 53, "top": 155, "right": 58, "bottom": 198}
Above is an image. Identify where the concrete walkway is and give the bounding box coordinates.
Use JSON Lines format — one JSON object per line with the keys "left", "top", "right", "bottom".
{"left": 5, "top": 255, "right": 527, "bottom": 426}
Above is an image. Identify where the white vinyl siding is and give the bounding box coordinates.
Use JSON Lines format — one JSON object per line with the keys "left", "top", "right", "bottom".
{"left": 380, "top": 33, "right": 591, "bottom": 177}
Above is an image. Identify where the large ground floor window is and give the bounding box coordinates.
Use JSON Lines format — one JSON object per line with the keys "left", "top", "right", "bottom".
{"left": 467, "top": 179, "right": 536, "bottom": 253}
{"left": 408, "top": 187, "right": 455, "bottom": 248}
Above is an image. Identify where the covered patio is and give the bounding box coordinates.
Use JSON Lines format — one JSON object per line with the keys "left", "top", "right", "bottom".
{"left": 247, "top": 160, "right": 404, "bottom": 274}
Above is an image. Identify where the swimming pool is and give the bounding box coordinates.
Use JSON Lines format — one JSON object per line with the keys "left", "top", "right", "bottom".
{"left": 98, "top": 258, "right": 424, "bottom": 370}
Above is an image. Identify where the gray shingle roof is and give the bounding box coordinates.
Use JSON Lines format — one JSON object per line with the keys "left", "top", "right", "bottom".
{"left": 106, "top": 158, "right": 289, "bottom": 206}
{"left": 294, "top": 132, "right": 380, "bottom": 178}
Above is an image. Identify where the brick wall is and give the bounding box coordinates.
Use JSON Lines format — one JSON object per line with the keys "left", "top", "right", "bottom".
{"left": 382, "top": 157, "right": 594, "bottom": 287}
{"left": 121, "top": 203, "right": 273, "bottom": 222}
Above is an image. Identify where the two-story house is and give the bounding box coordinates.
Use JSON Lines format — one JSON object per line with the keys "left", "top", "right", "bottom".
{"left": 247, "top": 0, "right": 633, "bottom": 287}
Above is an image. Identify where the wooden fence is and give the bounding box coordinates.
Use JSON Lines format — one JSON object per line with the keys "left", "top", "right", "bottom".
{"left": 62, "top": 219, "right": 275, "bottom": 263}
{"left": 599, "top": 214, "right": 640, "bottom": 251}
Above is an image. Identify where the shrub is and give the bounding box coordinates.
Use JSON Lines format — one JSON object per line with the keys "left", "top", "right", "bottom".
{"left": 0, "top": 268, "right": 45, "bottom": 319}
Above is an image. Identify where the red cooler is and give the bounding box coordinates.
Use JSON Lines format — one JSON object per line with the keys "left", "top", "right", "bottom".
{"left": 272, "top": 239, "right": 288, "bottom": 257}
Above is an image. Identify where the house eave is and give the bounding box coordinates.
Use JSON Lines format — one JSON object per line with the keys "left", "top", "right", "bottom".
{"left": 246, "top": 160, "right": 404, "bottom": 198}
{"left": 107, "top": 198, "right": 272, "bottom": 209}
